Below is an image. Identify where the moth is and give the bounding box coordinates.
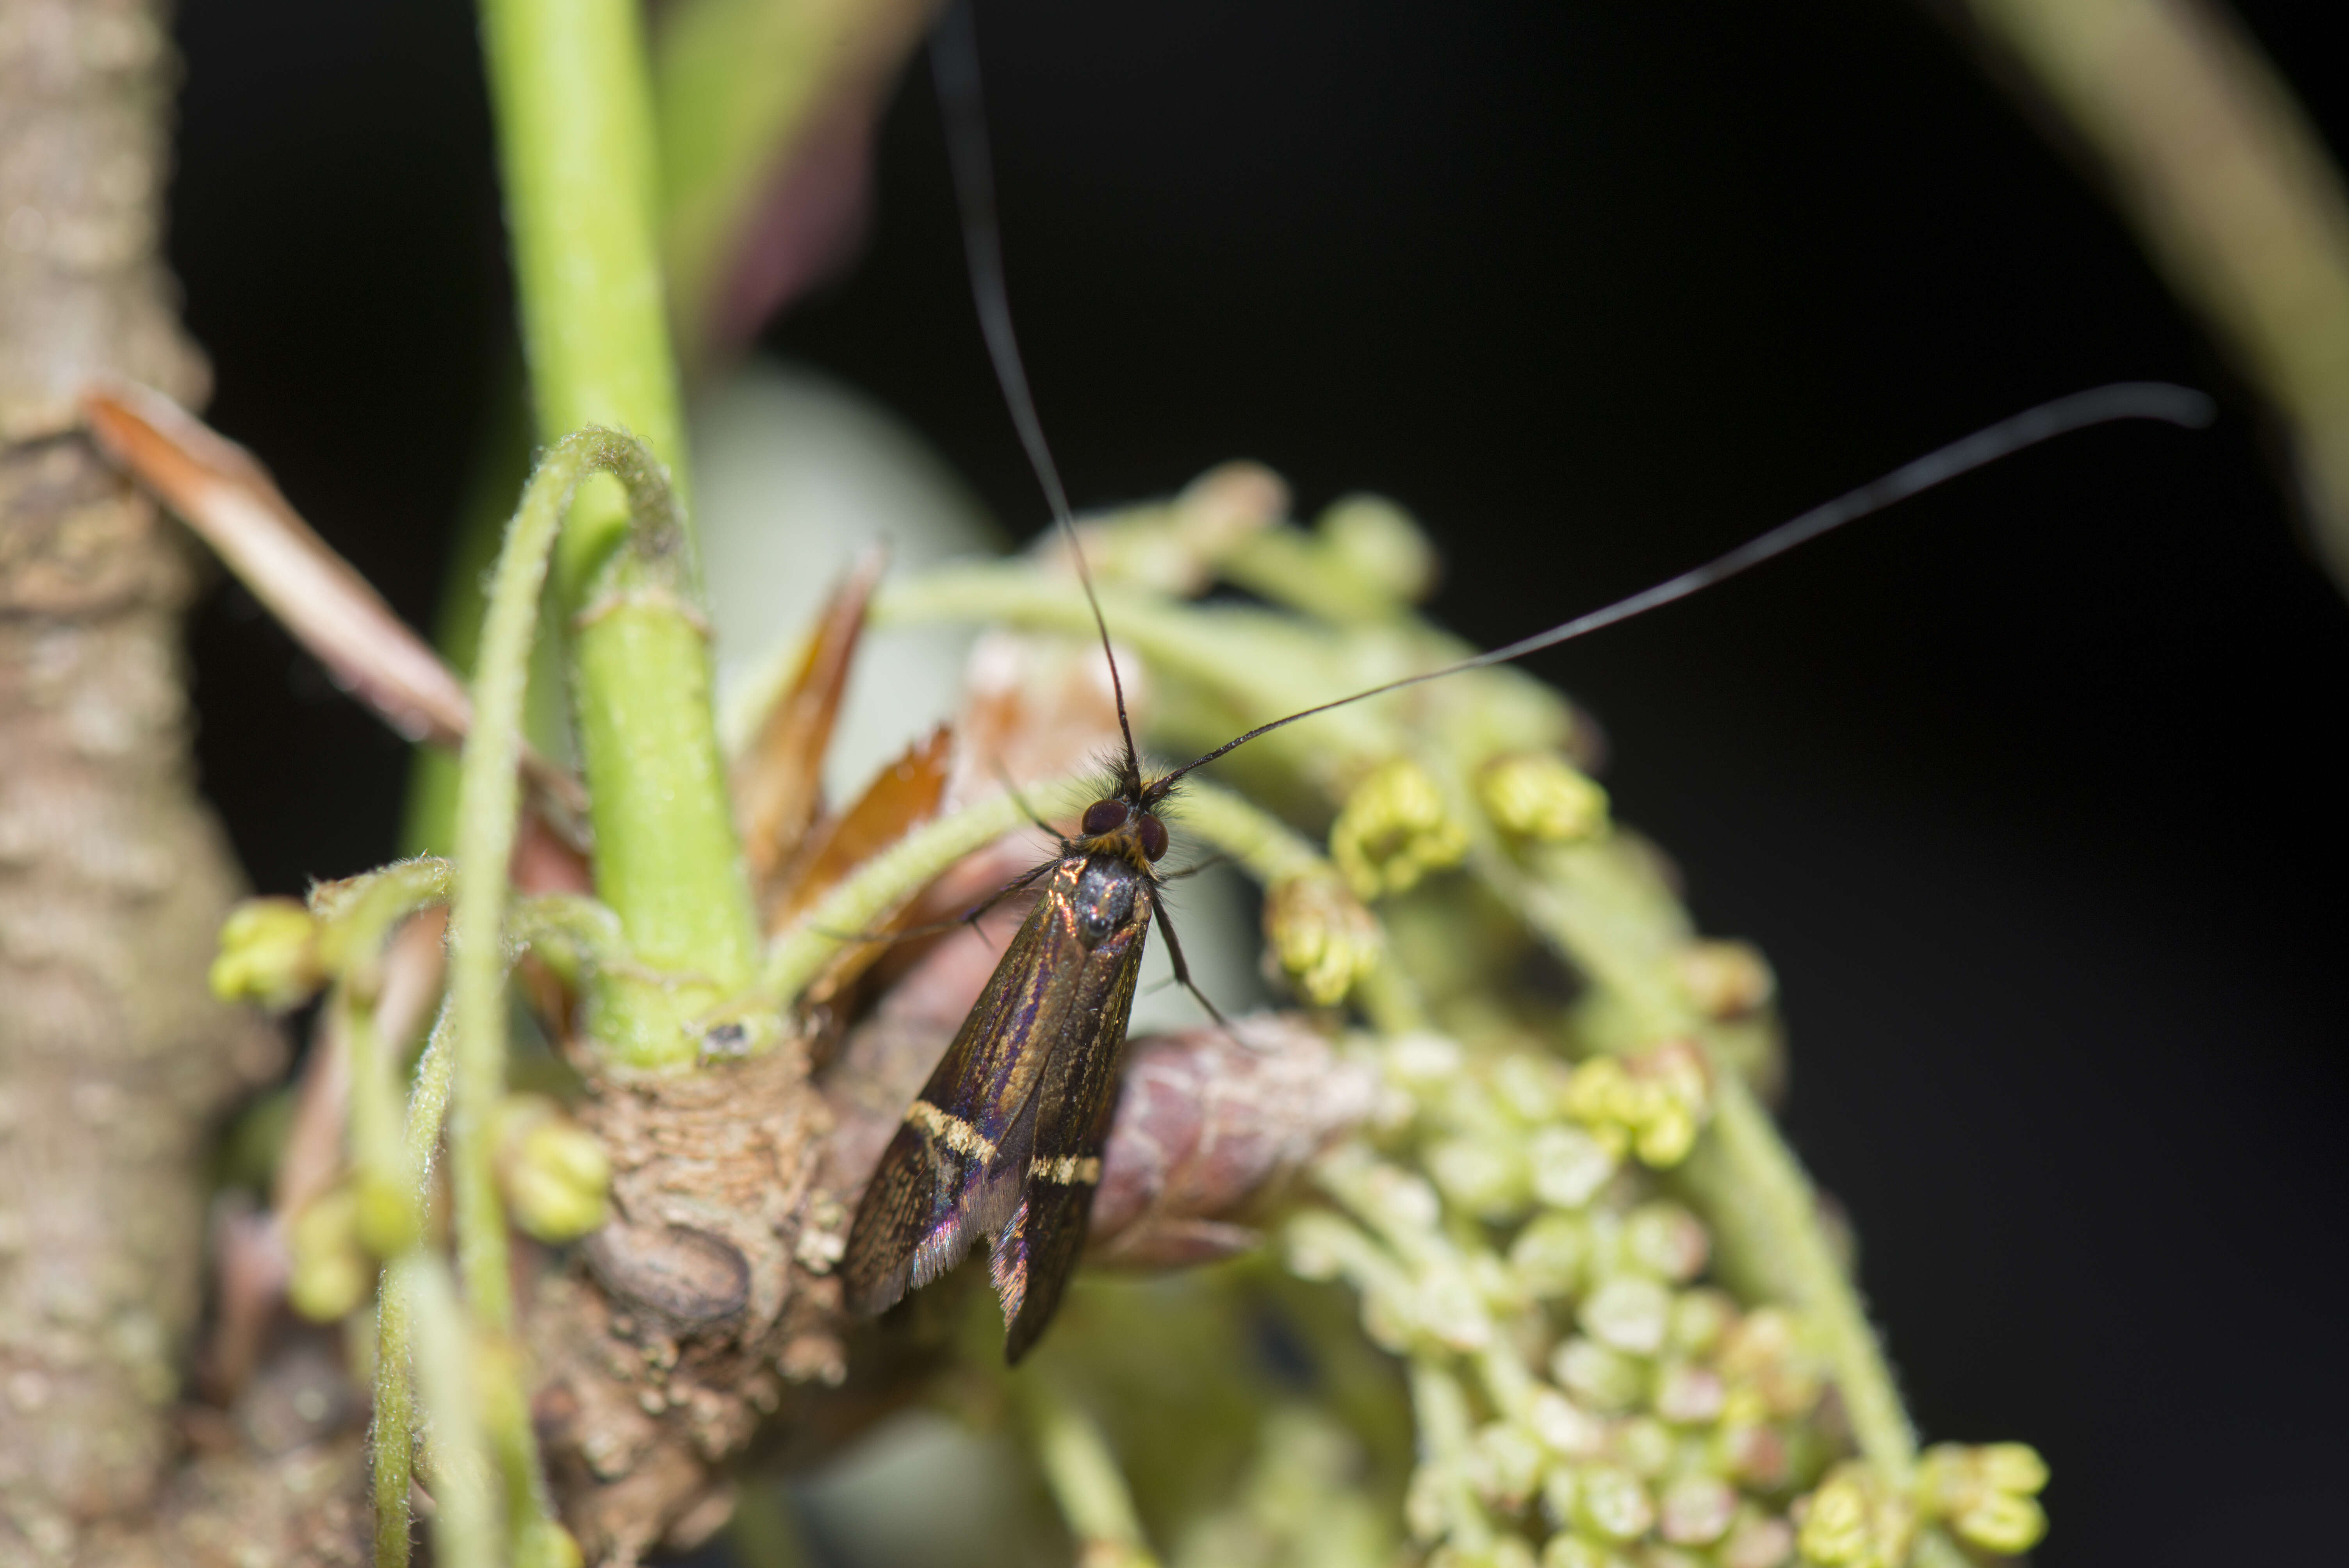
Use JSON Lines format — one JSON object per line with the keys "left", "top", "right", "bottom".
{"left": 837, "top": 5, "right": 2210, "bottom": 1363}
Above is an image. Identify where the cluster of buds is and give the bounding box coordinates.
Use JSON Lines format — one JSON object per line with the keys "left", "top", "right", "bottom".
{"left": 283, "top": 1092, "right": 611, "bottom": 1324}
{"left": 1916, "top": 1443, "right": 2050, "bottom": 1556}
{"left": 1479, "top": 753, "right": 1610, "bottom": 846}
{"left": 1331, "top": 758, "right": 1471, "bottom": 900}
{"left": 210, "top": 896, "right": 328, "bottom": 1012}
{"left": 1289, "top": 1032, "right": 1836, "bottom": 1568}
{"left": 1262, "top": 871, "right": 1387, "bottom": 1006}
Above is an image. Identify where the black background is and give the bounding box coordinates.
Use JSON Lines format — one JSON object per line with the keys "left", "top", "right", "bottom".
{"left": 168, "top": 2, "right": 2347, "bottom": 1562}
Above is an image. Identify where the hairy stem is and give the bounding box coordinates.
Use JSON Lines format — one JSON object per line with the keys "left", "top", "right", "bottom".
{"left": 759, "top": 774, "right": 1091, "bottom": 1003}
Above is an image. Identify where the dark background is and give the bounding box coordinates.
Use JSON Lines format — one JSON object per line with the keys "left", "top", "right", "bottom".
{"left": 169, "top": 1, "right": 2348, "bottom": 1562}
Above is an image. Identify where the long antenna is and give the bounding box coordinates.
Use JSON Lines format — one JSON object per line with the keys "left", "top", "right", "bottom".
{"left": 1151, "top": 382, "right": 2214, "bottom": 792}
{"left": 932, "top": 1, "right": 1141, "bottom": 777}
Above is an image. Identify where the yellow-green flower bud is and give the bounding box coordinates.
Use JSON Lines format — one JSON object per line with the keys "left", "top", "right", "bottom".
{"left": 1479, "top": 753, "right": 1609, "bottom": 843}
{"left": 1330, "top": 758, "right": 1469, "bottom": 900}
{"left": 1718, "top": 1308, "right": 1825, "bottom": 1420}
{"left": 494, "top": 1095, "right": 611, "bottom": 1243}
{"left": 1793, "top": 1465, "right": 1916, "bottom": 1568}
{"left": 1319, "top": 492, "right": 1439, "bottom": 604}
{"left": 516, "top": 1518, "right": 586, "bottom": 1568}
{"left": 1262, "top": 873, "right": 1383, "bottom": 1005}
{"left": 1918, "top": 1442, "right": 2051, "bottom": 1556}
{"left": 351, "top": 1170, "right": 419, "bottom": 1258}
{"left": 1674, "top": 939, "right": 1775, "bottom": 1020}
{"left": 287, "top": 1186, "right": 372, "bottom": 1323}
{"left": 211, "top": 897, "right": 325, "bottom": 1011}
{"left": 1563, "top": 1044, "right": 1711, "bottom": 1170}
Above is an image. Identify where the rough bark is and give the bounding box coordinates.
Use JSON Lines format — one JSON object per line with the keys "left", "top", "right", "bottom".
{"left": 0, "top": 0, "right": 282, "bottom": 1559}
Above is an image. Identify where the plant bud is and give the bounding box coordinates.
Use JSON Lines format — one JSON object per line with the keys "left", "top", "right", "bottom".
{"left": 515, "top": 1517, "right": 586, "bottom": 1568}
{"left": 1509, "top": 1212, "right": 1591, "bottom": 1299}
{"left": 1580, "top": 1276, "right": 1672, "bottom": 1356}
{"left": 1792, "top": 1465, "right": 1915, "bottom": 1568}
{"left": 1539, "top": 1532, "right": 1631, "bottom": 1568}
{"left": 1657, "top": 1475, "right": 1737, "bottom": 1546}
{"left": 1918, "top": 1442, "right": 2050, "bottom": 1555}
{"left": 1611, "top": 1415, "right": 1672, "bottom": 1478}
{"left": 1428, "top": 1137, "right": 1531, "bottom": 1222}
{"left": 1717, "top": 1507, "right": 1796, "bottom": 1568}
{"left": 1331, "top": 758, "right": 1470, "bottom": 899}
{"left": 1652, "top": 1362, "right": 1726, "bottom": 1426}
{"left": 1718, "top": 1308, "right": 1823, "bottom": 1419}
{"left": 1623, "top": 1202, "right": 1709, "bottom": 1283}
{"left": 1571, "top": 1465, "right": 1655, "bottom": 1542}
{"left": 1529, "top": 1125, "right": 1618, "bottom": 1210}
{"left": 1263, "top": 873, "right": 1385, "bottom": 1005}
{"left": 287, "top": 1186, "right": 371, "bottom": 1323}
{"left": 1479, "top": 753, "right": 1609, "bottom": 843}
{"left": 1673, "top": 940, "right": 1775, "bottom": 1020}
{"left": 1668, "top": 1289, "right": 1737, "bottom": 1357}
{"left": 211, "top": 897, "right": 326, "bottom": 1011}
{"left": 1529, "top": 1390, "right": 1607, "bottom": 1458}
{"left": 1552, "top": 1337, "right": 1645, "bottom": 1413}
{"left": 1474, "top": 1422, "right": 1548, "bottom": 1507}
{"left": 351, "top": 1170, "right": 419, "bottom": 1258}
{"left": 494, "top": 1095, "right": 611, "bottom": 1243}
{"left": 1319, "top": 492, "right": 1439, "bottom": 603}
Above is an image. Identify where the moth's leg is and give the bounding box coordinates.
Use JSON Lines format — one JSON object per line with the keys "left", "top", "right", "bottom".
{"left": 812, "top": 855, "right": 1059, "bottom": 948}
{"left": 992, "top": 760, "right": 1073, "bottom": 848}
{"left": 1155, "top": 851, "right": 1234, "bottom": 883}
{"left": 1151, "top": 898, "right": 1234, "bottom": 1036}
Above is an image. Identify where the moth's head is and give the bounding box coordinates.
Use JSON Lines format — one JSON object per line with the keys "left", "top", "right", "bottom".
{"left": 1078, "top": 794, "right": 1169, "bottom": 863}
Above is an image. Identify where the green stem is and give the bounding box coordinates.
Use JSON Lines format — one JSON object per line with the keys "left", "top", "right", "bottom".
{"left": 1025, "top": 1382, "right": 1163, "bottom": 1568}
{"left": 1163, "top": 779, "right": 1330, "bottom": 885}
{"left": 759, "top": 774, "right": 1092, "bottom": 1004}
{"left": 451, "top": 429, "right": 669, "bottom": 1322}
{"left": 1675, "top": 1078, "right": 1918, "bottom": 1479}
{"left": 371, "top": 1267, "right": 415, "bottom": 1568}
{"left": 479, "top": 0, "right": 758, "bottom": 1066}
{"left": 402, "top": 1256, "right": 499, "bottom": 1568}
{"left": 874, "top": 567, "right": 1403, "bottom": 768}
{"left": 1406, "top": 1361, "right": 1494, "bottom": 1553}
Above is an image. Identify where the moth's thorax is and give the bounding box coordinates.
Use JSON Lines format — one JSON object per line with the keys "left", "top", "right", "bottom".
{"left": 1069, "top": 852, "right": 1149, "bottom": 948}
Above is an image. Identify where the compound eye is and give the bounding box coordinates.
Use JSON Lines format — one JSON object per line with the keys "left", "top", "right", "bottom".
{"left": 1137, "top": 813, "right": 1170, "bottom": 862}
{"left": 1081, "top": 798, "right": 1130, "bottom": 836}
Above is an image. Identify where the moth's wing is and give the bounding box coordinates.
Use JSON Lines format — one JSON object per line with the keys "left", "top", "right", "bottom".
{"left": 995, "top": 883, "right": 1151, "bottom": 1363}
{"left": 839, "top": 861, "right": 1083, "bottom": 1318}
